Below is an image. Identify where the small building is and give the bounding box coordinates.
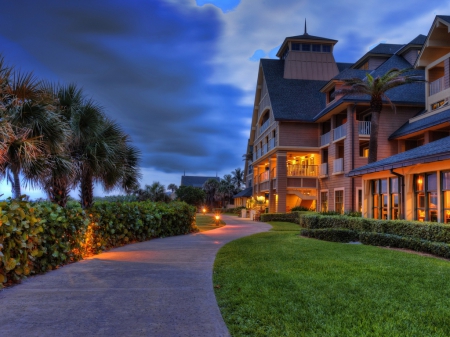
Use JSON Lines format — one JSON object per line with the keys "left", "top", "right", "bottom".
{"left": 233, "top": 187, "right": 253, "bottom": 207}
{"left": 180, "top": 175, "right": 220, "bottom": 188}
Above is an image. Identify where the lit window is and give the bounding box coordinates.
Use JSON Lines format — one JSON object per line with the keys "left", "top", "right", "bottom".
{"left": 443, "top": 171, "right": 450, "bottom": 223}
{"left": 321, "top": 191, "right": 328, "bottom": 212}
{"left": 335, "top": 190, "right": 343, "bottom": 214}
{"left": 415, "top": 173, "right": 437, "bottom": 222}
{"left": 431, "top": 100, "right": 446, "bottom": 111}
{"left": 372, "top": 179, "right": 388, "bottom": 219}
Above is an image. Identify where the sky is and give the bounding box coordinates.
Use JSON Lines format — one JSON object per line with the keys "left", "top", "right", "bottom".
{"left": 0, "top": 0, "right": 449, "bottom": 199}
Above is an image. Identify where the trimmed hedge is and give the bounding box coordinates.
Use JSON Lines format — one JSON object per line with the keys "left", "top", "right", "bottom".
{"left": 299, "top": 214, "right": 450, "bottom": 244}
{"left": 0, "top": 199, "right": 196, "bottom": 287}
{"left": 261, "top": 211, "right": 313, "bottom": 224}
{"left": 301, "top": 228, "right": 360, "bottom": 243}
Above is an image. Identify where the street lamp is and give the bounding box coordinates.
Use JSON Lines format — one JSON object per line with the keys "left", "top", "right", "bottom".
{"left": 215, "top": 214, "right": 220, "bottom": 226}
{"left": 202, "top": 207, "right": 206, "bottom": 215}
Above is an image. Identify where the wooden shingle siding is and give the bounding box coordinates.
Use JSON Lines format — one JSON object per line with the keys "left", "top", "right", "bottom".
{"left": 284, "top": 52, "right": 339, "bottom": 80}
{"left": 368, "top": 57, "right": 388, "bottom": 70}
{"left": 403, "top": 49, "right": 419, "bottom": 66}
{"left": 278, "top": 122, "right": 319, "bottom": 147}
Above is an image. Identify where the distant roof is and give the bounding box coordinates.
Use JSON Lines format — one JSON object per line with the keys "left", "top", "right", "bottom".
{"left": 396, "top": 34, "right": 427, "bottom": 55}
{"left": 233, "top": 187, "right": 253, "bottom": 198}
{"left": 406, "top": 34, "right": 427, "bottom": 46}
{"left": 437, "top": 15, "right": 450, "bottom": 24}
{"left": 348, "top": 136, "right": 450, "bottom": 177}
{"left": 389, "top": 107, "right": 450, "bottom": 139}
{"left": 352, "top": 43, "right": 404, "bottom": 69}
{"left": 260, "top": 59, "right": 327, "bottom": 121}
{"left": 285, "top": 33, "right": 337, "bottom": 42}
{"left": 180, "top": 176, "right": 220, "bottom": 188}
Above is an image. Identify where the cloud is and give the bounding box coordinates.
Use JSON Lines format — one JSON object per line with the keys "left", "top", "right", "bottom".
{"left": 196, "top": 0, "right": 241, "bottom": 13}
{"left": 249, "top": 49, "right": 267, "bottom": 62}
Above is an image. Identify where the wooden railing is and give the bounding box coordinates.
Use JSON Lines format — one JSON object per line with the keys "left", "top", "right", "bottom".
{"left": 333, "top": 123, "right": 347, "bottom": 140}
{"left": 259, "top": 170, "right": 269, "bottom": 182}
{"left": 287, "top": 165, "right": 318, "bottom": 177}
{"left": 333, "top": 158, "right": 344, "bottom": 174}
{"left": 319, "top": 163, "right": 328, "bottom": 176}
{"left": 358, "top": 121, "right": 371, "bottom": 135}
{"left": 430, "top": 77, "right": 445, "bottom": 96}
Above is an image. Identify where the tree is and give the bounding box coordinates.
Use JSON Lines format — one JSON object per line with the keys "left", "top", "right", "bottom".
{"left": 338, "top": 68, "right": 424, "bottom": 163}
{"left": 135, "top": 182, "right": 170, "bottom": 202}
{"left": 176, "top": 185, "right": 205, "bottom": 207}
{"left": 168, "top": 183, "right": 178, "bottom": 193}
{"left": 231, "top": 168, "right": 244, "bottom": 190}
{"left": 203, "top": 178, "right": 220, "bottom": 208}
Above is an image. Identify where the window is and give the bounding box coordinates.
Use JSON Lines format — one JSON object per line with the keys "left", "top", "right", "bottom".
{"left": 335, "top": 190, "right": 344, "bottom": 214}
{"left": 328, "top": 87, "right": 336, "bottom": 103}
{"left": 390, "top": 177, "right": 399, "bottom": 220}
{"left": 443, "top": 171, "right": 450, "bottom": 223}
{"left": 372, "top": 179, "right": 388, "bottom": 219}
{"left": 360, "top": 142, "right": 369, "bottom": 157}
{"left": 322, "top": 45, "right": 331, "bottom": 53}
{"left": 312, "top": 44, "right": 321, "bottom": 52}
{"left": 321, "top": 191, "right": 328, "bottom": 212}
{"left": 431, "top": 100, "right": 447, "bottom": 111}
{"left": 292, "top": 43, "right": 300, "bottom": 51}
{"left": 360, "top": 62, "right": 369, "bottom": 70}
{"left": 415, "top": 173, "right": 437, "bottom": 222}
{"left": 357, "top": 189, "right": 362, "bottom": 213}
{"left": 302, "top": 44, "right": 311, "bottom": 51}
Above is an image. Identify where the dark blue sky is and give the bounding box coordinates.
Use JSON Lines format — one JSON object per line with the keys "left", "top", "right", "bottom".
{"left": 0, "top": 0, "right": 446, "bottom": 197}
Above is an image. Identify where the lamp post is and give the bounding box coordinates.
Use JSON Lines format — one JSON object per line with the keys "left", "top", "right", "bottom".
{"left": 202, "top": 207, "right": 206, "bottom": 216}
{"left": 215, "top": 214, "right": 220, "bottom": 226}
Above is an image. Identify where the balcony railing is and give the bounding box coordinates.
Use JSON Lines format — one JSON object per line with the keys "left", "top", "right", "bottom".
{"left": 259, "top": 170, "right": 269, "bottom": 182}
{"left": 253, "top": 152, "right": 256, "bottom": 162}
{"left": 430, "top": 77, "right": 445, "bottom": 96}
{"left": 271, "top": 168, "right": 277, "bottom": 179}
{"left": 287, "top": 164, "right": 318, "bottom": 177}
{"left": 319, "top": 163, "right": 328, "bottom": 176}
{"left": 358, "top": 121, "right": 371, "bottom": 135}
{"left": 320, "top": 131, "right": 331, "bottom": 146}
{"left": 333, "top": 158, "right": 344, "bottom": 174}
{"left": 262, "top": 143, "right": 268, "bottom": 155}
{"left": 269, "top": 137, "right": 277, "bottom": 150}
{"left": 333, "top": 123, "right": 347, "bottom": 140}
{"left": 259, "top": 119, "right": 270, "bottom": 135}
{"left": 257, "top": 148, "right": 261, "bottom": 159}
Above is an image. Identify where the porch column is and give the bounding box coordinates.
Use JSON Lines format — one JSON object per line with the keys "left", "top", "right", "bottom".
{"left": 269, "top": 156, "right": 277, "bottom": 213}
{"left": 276, "top": 151, "right": 287, "bottom": 212}
{"left": 253, "top": 166, "right": 259, "bottom": 197}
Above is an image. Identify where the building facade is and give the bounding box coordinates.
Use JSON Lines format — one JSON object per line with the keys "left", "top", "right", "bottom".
{"left": 244, "top": 23, "right": 428, "bottom": 214}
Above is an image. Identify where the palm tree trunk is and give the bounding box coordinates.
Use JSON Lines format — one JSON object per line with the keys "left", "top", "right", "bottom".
{"left": 80, "top": 170, "right": 94, "bottom": 209}
{"left": 49, "top": 180, "right": 70, "bottom": 208}
{"left": 12, "top": 169, "right": 21, "bottom": 199}
{"left": 368, "top": 110, "right": 380, "bottom": 164}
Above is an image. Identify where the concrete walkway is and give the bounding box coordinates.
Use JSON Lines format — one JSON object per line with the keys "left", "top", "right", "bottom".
{"left": 0, "top": 215, "right": 271, "bottom": 337}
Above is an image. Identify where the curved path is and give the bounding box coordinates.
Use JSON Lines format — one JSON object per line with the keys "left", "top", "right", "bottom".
{"left": 0, "top": 215, "right": 271, "bottom": 337}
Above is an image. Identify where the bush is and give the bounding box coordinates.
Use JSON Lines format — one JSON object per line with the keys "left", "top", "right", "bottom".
{"left": 301, "top": 228, "right": 360, "bottom": 243}
{"left": 261, "top": 211, "right": 313, "bottom": 224}
{"left": 291, "top": 206, "right": 310, "bottom": 212}
{"left": 0, "top": 199, "right": 196, "bottom": 287}
{"left": 224, "top": 206, "right": 246, "bottom": 215}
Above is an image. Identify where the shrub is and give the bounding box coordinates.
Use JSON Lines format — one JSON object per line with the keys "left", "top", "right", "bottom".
{"left": 301, "top": 228, "right": 360, "bottom": 243}
{"left": 261, "top": 211, "right": 313, "bottom": 224}
{"left": 0, "top": 199, "right": 196, "bottom": 287}
{"left": 291, "top": 206, "right": 310, "bottom": 212}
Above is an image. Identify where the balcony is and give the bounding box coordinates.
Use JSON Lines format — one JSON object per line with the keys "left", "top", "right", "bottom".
{"left": 287, "top": 164, "right": 318, "bottom": 177}
{"left": 271, "top": 167, "right": 277, "bottom": 179}
{"left": 269, "top": 137, "right": 277, "bottom": 150}
{"left": 333, "top": 158, "right": 344, "bottom": 174}
{"left": 320, "top": 131, "right": 331, "bottom": 147}
{"left": 259, "top": 119, "right": 270, "bottom": 135}
{"left": 257, "top": 148, "right": 261, "bottom": 159}
{"left": 262, "top": 143, "right": 268, "bottom": 155}
{"left": 319, "top": 163, "right": 328, "bottom": 177}
{"left": 430, "top": 77, "right": 445, "bottom": 96}
{"left": 358, "top": 121, "right": 371, "bottom": 136}
{"left": 259, "top": 170, "right": 269, "bottom": 182}
{"left": 333, "top": 123, "right": 347, "bottom": 141}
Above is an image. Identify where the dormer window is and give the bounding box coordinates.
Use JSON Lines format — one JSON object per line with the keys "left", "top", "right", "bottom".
{"left": 328, "top": 87, "right": 336, "bottom": 103}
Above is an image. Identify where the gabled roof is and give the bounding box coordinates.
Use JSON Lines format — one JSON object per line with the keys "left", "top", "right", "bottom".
{"left": 395, "top": 34, "right": 427, "bottom": 55}
{"left": 233, "top": 187, "right": 253, "bottom": 198}
{"left": 336, "top": 62, "right": 353, "bottom": 72}
{"left": 180, "top": 176, "right": 220, "bottom": 188}
{"left": 313, "top": 55, "right": 425, "bottom": 121}
{"left": 437, "top": 15, "right": 450, "bottom": 24}
{"left": 352, "top": 43, "right": 404, "bottom": 69}
{"left": 407, "top": 34, "right": 427, "bottom": 46}
{"left": 348, "top": 136, "right": 450, "bottom": 177}
{"left": 389, "top": 107, "right": 450, "bottom": 139}
{"left": 260, "top": 59, "right": 327, "bottom": 121}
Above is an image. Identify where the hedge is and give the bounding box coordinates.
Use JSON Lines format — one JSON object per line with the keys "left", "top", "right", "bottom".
{"left": 261, "top": 211, "right": 313, "bottom": 224}
{"left": 300, "top": 229, "right": 450, "bottom": 259}
{"left": 299, "top": 214, "right": 450, "bottom": 244}
{"left": 0, "top": 199, "right": 196, "bottom": 287}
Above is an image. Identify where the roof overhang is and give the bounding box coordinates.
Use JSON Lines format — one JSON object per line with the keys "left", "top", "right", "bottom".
{"left": 276, "top": 36, "right": 338, "bottom": 58}
{"left": 415, "top": 16, "right": 450, "bottom": 68}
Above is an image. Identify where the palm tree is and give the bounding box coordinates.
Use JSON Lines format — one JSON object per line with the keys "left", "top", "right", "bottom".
{"left": 134, "top": 182, "right": 168, "bottom": 202}
{"left": 338, "top": 68, "right": 424, "bottom": 163}
{"left": 231, "top": 168, "right": 244, "bottom": 190}
{"left": 168, "top": 183, "right": 178, "bottom": 193}
{"left": 203, "top": 178, "right": 219, "bottom": 209}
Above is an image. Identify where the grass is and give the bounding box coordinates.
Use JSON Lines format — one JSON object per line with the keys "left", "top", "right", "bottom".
{"left": 195, "top": 213, "right": 226, "bottom": 232}
{"left": 213, "top": 221, "right": 450, "bottom": 336}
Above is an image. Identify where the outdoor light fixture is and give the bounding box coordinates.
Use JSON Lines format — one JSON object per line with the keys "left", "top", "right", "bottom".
{"left": 202, "top": 207, "right": 206, "bottom": 215}
{"left": 215, "top": 214, "right": 220, "bottom": 225}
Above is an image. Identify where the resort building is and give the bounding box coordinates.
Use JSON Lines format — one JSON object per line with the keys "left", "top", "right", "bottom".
{"left": 244, "top": 22, "right": 431, "bottom": 215}
{"left": 348, "top": 15, "right": 450, "bottom": 223}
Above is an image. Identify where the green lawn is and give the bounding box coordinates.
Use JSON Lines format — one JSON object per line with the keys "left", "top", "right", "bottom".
{"left": 213, "top": 221, "right": 450, "bottom": 337}
{"left": 195, "top": 213, "right": 226, "bottom": 232}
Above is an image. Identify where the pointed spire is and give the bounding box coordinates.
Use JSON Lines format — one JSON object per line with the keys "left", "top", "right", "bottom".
{"left": 304, "top": 19, "right": 308, "bottom": 35}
